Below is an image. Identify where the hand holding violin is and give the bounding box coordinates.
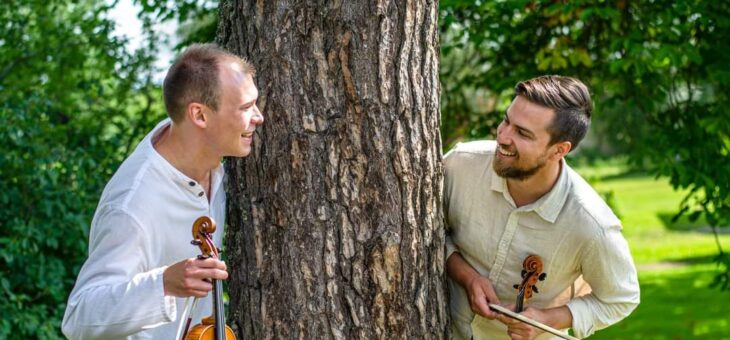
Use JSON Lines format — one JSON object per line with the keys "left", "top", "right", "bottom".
{"left": 466, "top": 274, "right": 501, "bottom": 319}
{"left": 163, "top": 257, "right": 229, "bottom": 297}
{"left": 496, "top": 304, "right": 574, "bottom": 340}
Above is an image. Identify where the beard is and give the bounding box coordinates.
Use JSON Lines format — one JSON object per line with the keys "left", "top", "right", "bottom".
{"left": 492, "top": 152, "right": 548, "bottom": 181}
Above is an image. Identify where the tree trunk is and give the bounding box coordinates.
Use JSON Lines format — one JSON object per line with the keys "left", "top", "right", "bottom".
{"left": 218, "top": 1, "right": 446, "bottom": 338}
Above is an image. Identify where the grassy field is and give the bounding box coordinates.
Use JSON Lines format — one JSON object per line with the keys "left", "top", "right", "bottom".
{"left": 572, "top": 161, "right": 730, "bottom": 339}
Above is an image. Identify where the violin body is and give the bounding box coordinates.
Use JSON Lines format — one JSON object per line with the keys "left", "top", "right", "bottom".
{"left": 184, "top": 316, "right": 235, "bottom": 340}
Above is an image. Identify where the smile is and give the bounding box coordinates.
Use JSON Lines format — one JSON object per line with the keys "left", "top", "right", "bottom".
{"left": 498, "top": 145, "right": 516, "bottom": 157}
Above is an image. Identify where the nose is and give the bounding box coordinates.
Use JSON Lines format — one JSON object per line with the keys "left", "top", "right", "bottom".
{"left": 496, "top": 120, "right": 510, "bottom": 144}
{"left": 252, "top": 104, "right": 264, "bottom": 125}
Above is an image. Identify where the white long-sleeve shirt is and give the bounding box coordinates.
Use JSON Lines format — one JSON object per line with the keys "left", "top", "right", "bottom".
{"left": 62, "top": 119, "right": 227, "bottom": 339}
{"left": 444, "top": 141, "right": 640, "bottom": 339}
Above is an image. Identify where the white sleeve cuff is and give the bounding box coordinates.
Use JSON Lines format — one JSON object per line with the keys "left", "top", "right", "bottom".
{"left": 152, "top": 266, "right": 177, "bottom": 322}
{"left": 566, "top": 297, "right": 594, "bottom": 338}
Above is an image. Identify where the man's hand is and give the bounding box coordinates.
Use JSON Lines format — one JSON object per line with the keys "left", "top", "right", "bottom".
{"left": 446, "top": 252, "right": 502, "bottom": 319}
{"left": 466, "top": 275, "right": 501, "bottom": 319}
{"left": 496, "top": 304, "right": 571, "bottom": 340}
{"left": 163, "top": 257, "right": 228, "bottom": 297}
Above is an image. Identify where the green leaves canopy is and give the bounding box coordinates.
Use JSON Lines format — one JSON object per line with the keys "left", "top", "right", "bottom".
{"left": 0, "top": 0, "right": 161, "bottom": 337}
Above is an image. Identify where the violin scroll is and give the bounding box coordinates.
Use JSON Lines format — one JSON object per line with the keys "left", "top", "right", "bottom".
{"left": 513, "top": 254, "right": 547, "bottom": 313}
{"left": 191, "top": 216, "right": 219, "bottom": 259}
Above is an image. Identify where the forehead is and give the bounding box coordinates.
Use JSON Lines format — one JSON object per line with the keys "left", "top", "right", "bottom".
{"left": 507, "top": 96, "right": 555, "bottom": 135}
{"left": 218, "top": 61, "right": 257, "bottom": 102}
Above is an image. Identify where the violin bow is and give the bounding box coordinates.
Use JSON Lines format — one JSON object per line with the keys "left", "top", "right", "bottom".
{"left": 489, "top": 304, "right": 580, "bottom": 340}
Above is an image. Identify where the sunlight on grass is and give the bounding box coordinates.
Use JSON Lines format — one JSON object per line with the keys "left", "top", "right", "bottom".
{"left": 591, "top": 264, "right": 730, "bottom": 339}
{"left": 572, "top": 166, "right": 730, "bottom": 265}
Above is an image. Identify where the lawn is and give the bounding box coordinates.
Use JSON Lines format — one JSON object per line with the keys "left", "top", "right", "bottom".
{"left": 572, "top": 161, "right": 730, "bottom": 339}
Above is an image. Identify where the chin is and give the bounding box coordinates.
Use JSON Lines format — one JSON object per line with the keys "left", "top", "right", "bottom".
{"left": 236, "top": 148, "right": 252, "bottom": 158}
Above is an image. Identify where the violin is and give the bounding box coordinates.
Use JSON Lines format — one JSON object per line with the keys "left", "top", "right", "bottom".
{"left": 489, "top": 255, "right": 578, "bottom": 339}
{"left": 183, "top": 216, "right": 236, "bottom": 340}
{"left": 512, "top": 254, "right": 547, "bottom": 313}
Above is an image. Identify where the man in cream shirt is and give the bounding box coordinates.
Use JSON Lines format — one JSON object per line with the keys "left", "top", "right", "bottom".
{"left": 62, "top": 44, "right": 264, "bottom": 339}
{"left": 445, "top": 76, "right": 639, "bottom": 339}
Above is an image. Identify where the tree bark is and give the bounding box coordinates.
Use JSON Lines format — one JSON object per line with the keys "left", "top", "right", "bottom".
{"left": 218, "top": 0, "right": 446, "bottom": 338}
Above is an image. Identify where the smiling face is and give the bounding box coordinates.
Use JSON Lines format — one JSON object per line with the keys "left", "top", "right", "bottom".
{"left": 493, "top": 95, "right": 557, "bottom": 180}
{"left": 204, "top": 60, "right": 263, "bottom": 158}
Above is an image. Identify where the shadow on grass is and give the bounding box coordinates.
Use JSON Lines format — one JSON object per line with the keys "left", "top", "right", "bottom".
{"left": 657, "top": 212, "right": 730, "bottom": 234}
{"left": 591, "top": 264, "right": 730, "bottom": 339}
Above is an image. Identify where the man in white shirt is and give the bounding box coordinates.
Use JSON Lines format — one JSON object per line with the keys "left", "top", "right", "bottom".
{"left": 445, "top": 75, "right": 640, "bottom": 339}
{"left": 62, "top": 43, "right": 264, "bottom": 339}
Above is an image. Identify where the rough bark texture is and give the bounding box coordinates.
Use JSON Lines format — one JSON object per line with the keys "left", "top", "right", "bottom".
{"left": 218, "top": 1, "right": 446, "bottom": 338}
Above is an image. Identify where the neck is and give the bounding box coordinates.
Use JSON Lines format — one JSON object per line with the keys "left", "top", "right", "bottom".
{"left": 507, "top": 159, "right": 562, "bottom": 208}
{"left": 153, "top": 122, "right": 220, "bottom": 184}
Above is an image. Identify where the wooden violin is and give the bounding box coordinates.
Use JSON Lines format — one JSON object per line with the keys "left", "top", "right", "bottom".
{"left": 183, "top": 216, "right": 236, "bottom": 340}
{"left": 512, "top": 254, "right": 547, "bottom": 312}
{"left": 489, "top": 255, "right": 578, "bottom": 339}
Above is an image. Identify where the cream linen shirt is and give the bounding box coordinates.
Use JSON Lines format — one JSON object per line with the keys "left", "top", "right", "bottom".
{"left": 444, "top": 141, "right": 639, "bottom": 339}
{"left": 62, "top": 119, "right": 227, "bottom": 339}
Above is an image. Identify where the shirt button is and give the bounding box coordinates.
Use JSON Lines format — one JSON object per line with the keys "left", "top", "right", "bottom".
{"left": 198, "top": 192, "right": 204, "bottom": 197}
{"left": 189, "top": 181, "right": 196, "bottom": 186}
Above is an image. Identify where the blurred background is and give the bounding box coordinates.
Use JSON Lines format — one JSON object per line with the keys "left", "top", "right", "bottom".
{"left": 1, "top": 0, "right": 727, "bottom": 338}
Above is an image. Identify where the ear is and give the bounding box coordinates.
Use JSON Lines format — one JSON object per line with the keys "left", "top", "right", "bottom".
{"left": 550, "top": 141, "right": 572, "bottom": 160}
{"left": 186, "top": 102, "right": 208, "bottom": 128}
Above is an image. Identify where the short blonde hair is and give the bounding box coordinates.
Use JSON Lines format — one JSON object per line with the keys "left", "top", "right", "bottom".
{"left": 163, "top": 43, "right": 255, "bottom": 122}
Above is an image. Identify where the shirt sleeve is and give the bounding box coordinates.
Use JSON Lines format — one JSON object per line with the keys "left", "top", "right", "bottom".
{"left": 62, "top": 208, "right": 177, "bottom": 339}
{"left": 443, "top": 146, "right": 460, "bottom": 261}
{"left": 566, "top": 223, "right": 640, "bottom": 338}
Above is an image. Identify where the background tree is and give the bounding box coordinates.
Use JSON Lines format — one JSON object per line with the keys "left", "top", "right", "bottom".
{"left": 0, "top": 0, "right": 161, "bottom": 337}
{"left": 218, "top": 0, "right": 447, "bottom": 338}
{"left": 439, "top": 0, "right": 730, "bottom": 288}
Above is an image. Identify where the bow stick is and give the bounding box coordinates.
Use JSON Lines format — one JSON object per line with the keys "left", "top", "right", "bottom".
{"left": 489, "top": 304, "right": 580, "bottom": 340}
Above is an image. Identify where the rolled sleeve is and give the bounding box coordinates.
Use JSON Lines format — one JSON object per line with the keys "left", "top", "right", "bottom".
{"left": 445, "top": 235, "right": 459, "bottom": 261}
{"left": 567, "top": 224, "right": 640, "bottom": 338}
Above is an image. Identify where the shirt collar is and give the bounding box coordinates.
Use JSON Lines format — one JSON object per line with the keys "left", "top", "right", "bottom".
{"left": 142, "top": 118, "right": 225, "bottom": 197}
{"left": 490, "top": 159, "right": 570, "bottom": 223}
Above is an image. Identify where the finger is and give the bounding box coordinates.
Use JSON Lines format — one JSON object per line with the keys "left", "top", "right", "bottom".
{"left": 189, "top": 268, "right": 229, "bottom": 280}
{"left": 474, "top": 297, "right": 497, "bottom": 319}
{"left": 481, "top": 299, "right": 499, "bottom": 319}
{"left": 194, "top": 257, "right": 227, "bottom": 269}
{"left": 182, "top": 278, "right": 214, "bottom": 292}
{"left": 191, "top": 288, "right": 211, "bottom": 298}
{"left": 496, "top": 312, "right": 519, "bottom": 327}
{"left": 479, "top": 281, "right": 501, "bottom": 305}
{"left": 495, "top": 312, "right": 509, "bottom": 325}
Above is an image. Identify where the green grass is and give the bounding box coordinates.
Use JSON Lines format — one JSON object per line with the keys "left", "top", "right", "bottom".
{"left": 591, "top": 175, "right": 730, "bottom": 265}
{"left": 571, "top": 161, "right": 730, "bottom": 338}
{"left": 592, "top": 264, "right": 730, "bottom": 339}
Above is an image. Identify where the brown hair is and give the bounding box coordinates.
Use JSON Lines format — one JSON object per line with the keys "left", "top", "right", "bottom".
{"left": 515, "top": 75, "right": 592, "bottom": 151}
{"left": 163, "top": 43, "right": 255, "bottom": 122}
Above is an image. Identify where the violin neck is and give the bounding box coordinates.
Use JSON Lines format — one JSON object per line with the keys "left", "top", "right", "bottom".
{"left": 213, "top": 279, "right": 226, "bottom": 340}
{"left": 515, "top": 291, "right": 525, "bottom": 313}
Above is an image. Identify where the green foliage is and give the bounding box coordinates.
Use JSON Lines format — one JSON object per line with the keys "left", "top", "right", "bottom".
{"left": 440, "top": 0, "right": 730, "bottom": 286}
{"left": 136, "top": 0, "right": 218, "bottom": 50}
{"left": 0, "top": 0, "right": 162, "bottom": 337}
